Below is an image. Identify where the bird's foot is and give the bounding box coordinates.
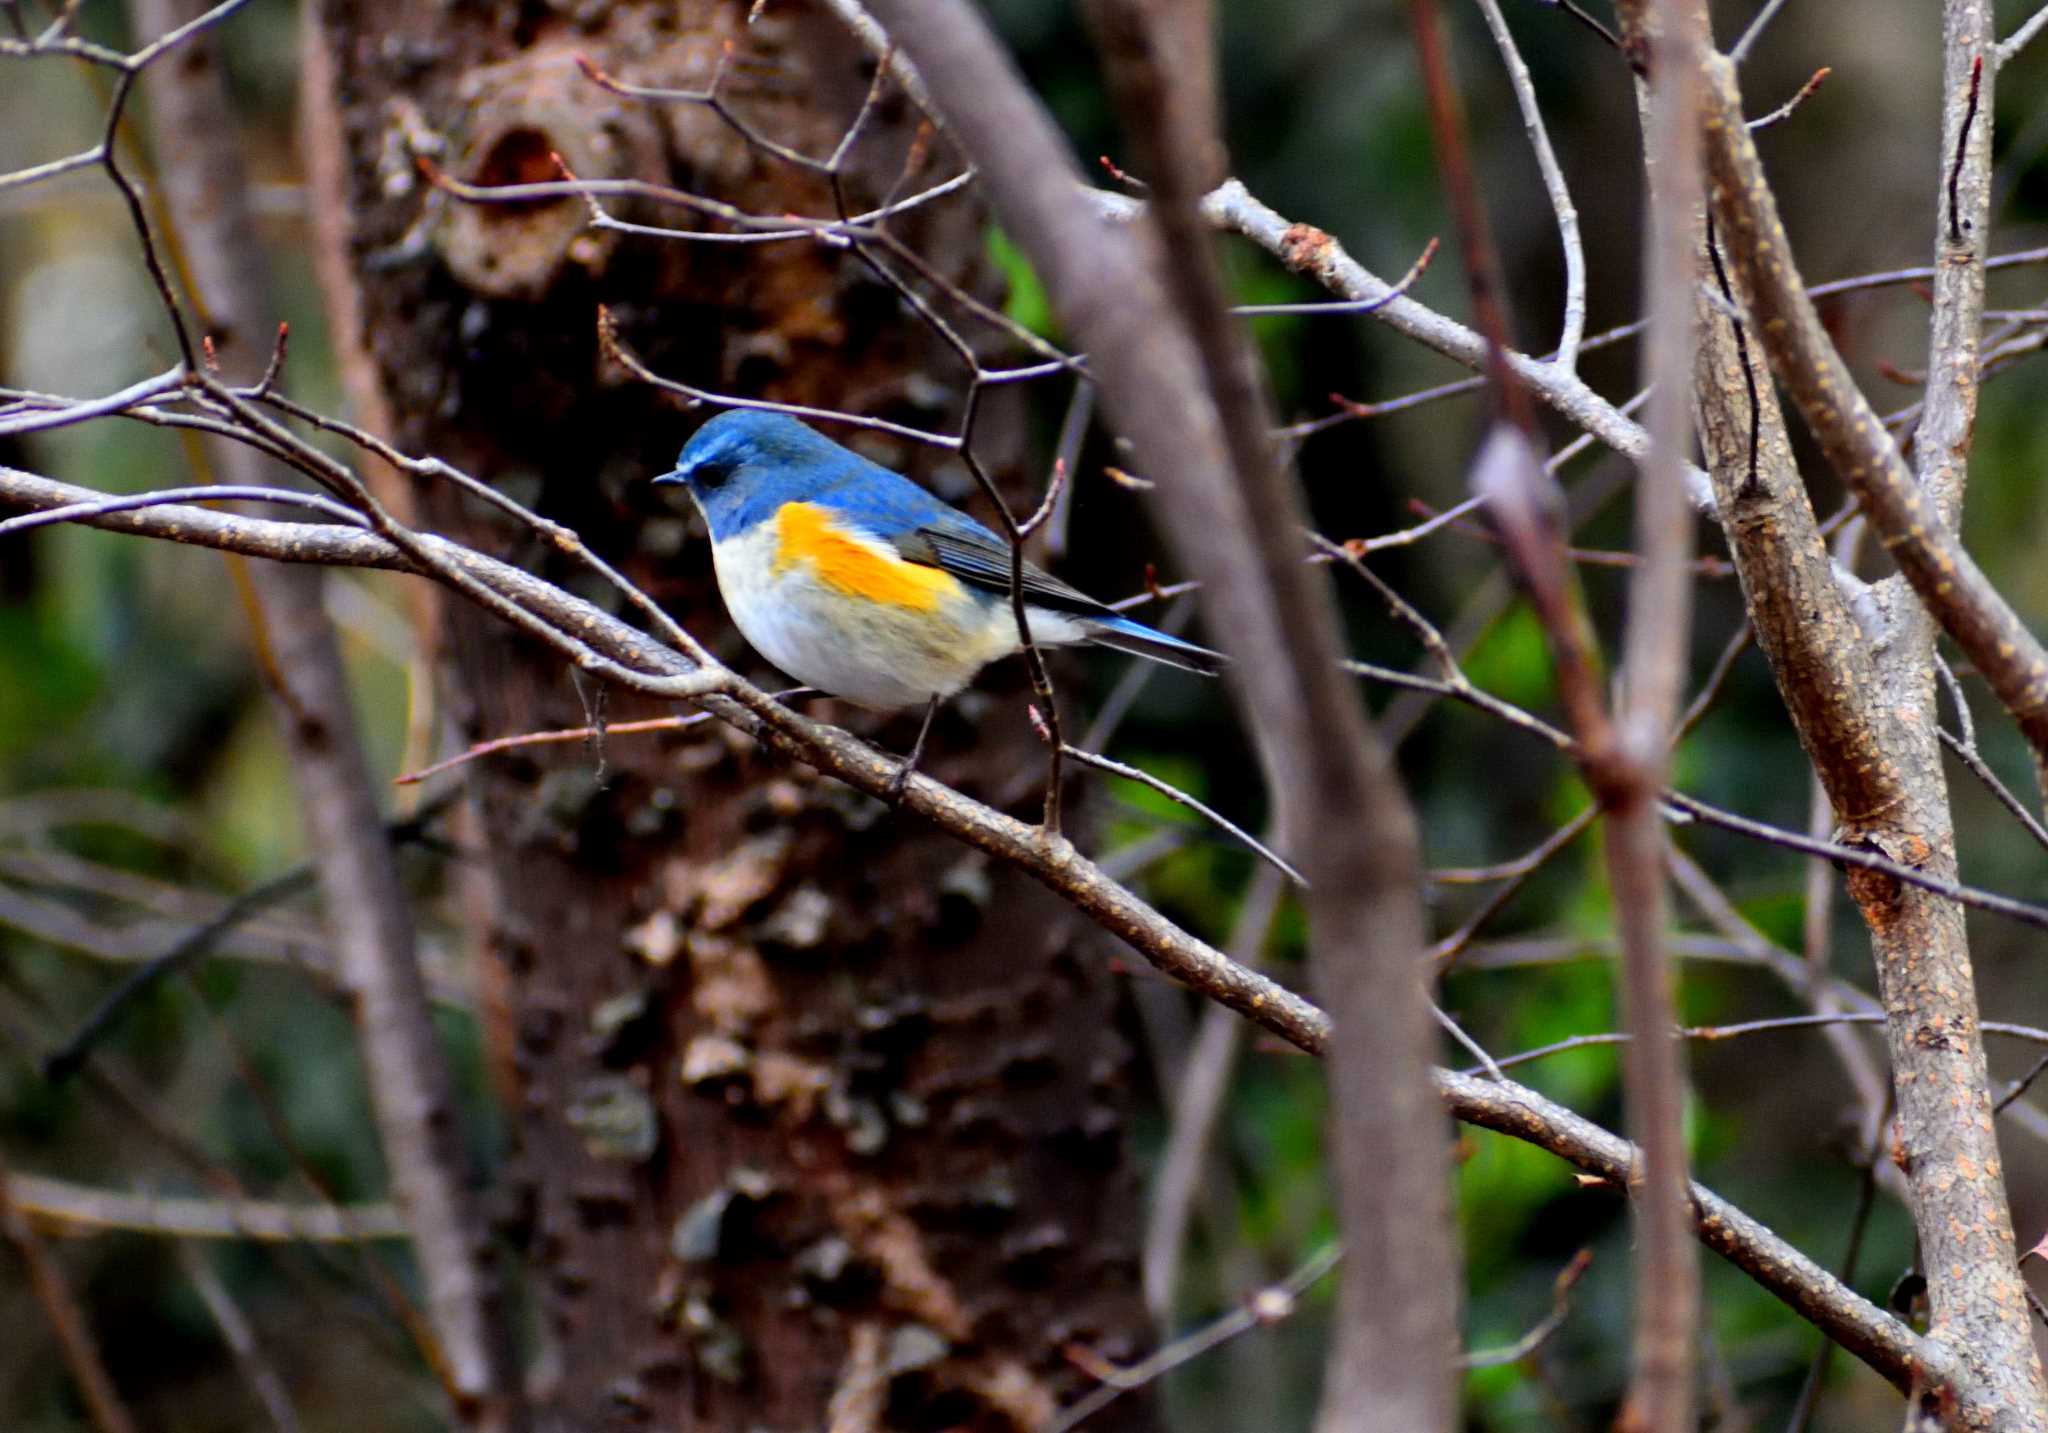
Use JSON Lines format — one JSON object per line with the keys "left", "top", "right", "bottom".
{"left": 885, "top": 695, "right": 942, "bottom": 805}
{"left": 885, "top": 761, "right": 915, "bottom": 804}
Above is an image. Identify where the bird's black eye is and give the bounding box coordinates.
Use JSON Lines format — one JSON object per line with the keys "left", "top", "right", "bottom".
{"left": 692, "top": 458, "right": 734, "bottom": 490}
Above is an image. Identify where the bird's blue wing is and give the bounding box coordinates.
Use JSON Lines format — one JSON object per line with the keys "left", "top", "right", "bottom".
{"left": 812, "top": 461, "right": 1115, "bottom": 617}
{"left": 816, "top": 455, "right": 1227, "bottom": 675}
{"left": 912, "top": 515, "right": 1226, "bottom": 673}
{"left": 902, "top": 514, "right": 1120, "bottom": 618}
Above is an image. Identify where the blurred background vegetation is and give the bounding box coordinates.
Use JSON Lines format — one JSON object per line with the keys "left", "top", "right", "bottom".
{"left": 4, "top": 0, "right": 2048, "bottom": 1428}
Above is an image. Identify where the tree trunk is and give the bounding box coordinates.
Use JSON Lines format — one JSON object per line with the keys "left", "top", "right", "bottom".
{"left": 303, "top": 3, "right": 1154, "bottom": 1427}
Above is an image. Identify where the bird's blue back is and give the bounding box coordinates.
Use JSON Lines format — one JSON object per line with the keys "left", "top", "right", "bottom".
{"left": 677, "top": 409, "right": 996, "bottom": 552}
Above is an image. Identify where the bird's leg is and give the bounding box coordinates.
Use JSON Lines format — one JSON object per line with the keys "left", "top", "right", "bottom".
{"left": 886, "top": 696, "right": 941, "bottom": 803}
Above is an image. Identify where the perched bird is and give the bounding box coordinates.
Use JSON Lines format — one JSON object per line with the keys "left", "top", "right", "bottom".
{"left": 655, "top": 409, "right": 1224, "bottom": 772}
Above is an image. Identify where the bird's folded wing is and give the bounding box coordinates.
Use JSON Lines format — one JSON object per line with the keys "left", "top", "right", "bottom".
{"left": 892, "top": 521, "right": 1116, "bottom": 618}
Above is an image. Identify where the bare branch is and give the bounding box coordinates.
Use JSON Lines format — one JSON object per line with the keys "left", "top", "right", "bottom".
{"left": 1940, "top": 728, "right": 2048, "bottom": 854}
{"left": 1438, "top": 1066, "right": 1942, "bottom": 1396}
{"left": 1179, "top": 181, "right": 1719, "bottom": 515}
{"left": 0, "top": 465, "right": 1327, "bottom": 1054}
{"left": 0, "top": 482, "right": 368, "bottom": 536}
{"left": 1431, "top": 807, "right": 1599, "bottom": 970}
{"left": 395, "top": 715, "right": 713, "bottom": 786}
{"left": 1666, "top": 796, "right": 2048, "bottom": 934}
{"left": 1727, "top": 0, "right": 1792, "bottom": 65}
{"left": 814, "top": 0, "right": 943, "bottom": 121}
{"left": 1457, "top": 1249, "right": 1593, "bottom": 1369}
{"left": 5, "top": 1171, "right": 408, "bottom": 1242}
{"left": 1472, "top": 0, "right": 1586, "bottom": 371}
{"left": 1700, "top": 50, "right": 2048, "bottom": 773}
{"left": 1607, "top": 2, "right": 1707, "bottom": 1422}
{"left": 0, "top": 1161, "right": 138, "bottom": 1433}
{"left": 1997, "top": 4, "right": 2048, "bottom": 67}
{"left": 177, "top": 1243, "right": 303, "bottom": 1433}
{"left": 0, "top": 369, "right": 184, "bottom": 436}
{"left": 1232, "top": 234, "right": 1437, "bottom": 318}
{"left": 1746, "top": 66, "right": 1831, "bottom": 132}
{"left": 0, "top": 0, "right": 247, "bottom": 66}
{"left": 419, "top": 150, "right": 977, "bottom": 249}
{"left": 1141, "top": 861, "right": 1287, "bottom": 1319}
{"left": 1667, "top": 844, "right": 1892, "bottom": 1149}
{"left": 1052, "top": 1242, "right": 1344, "bottom": 1433}
{"left": 1269, "top": 243, "right": 2048, "bottom": 444}
{"left": 1335, "top": 645, "right": 2048, "bottom": 934}
{"left": 1057, "top": 744, "right": 1307, "bottom": 888}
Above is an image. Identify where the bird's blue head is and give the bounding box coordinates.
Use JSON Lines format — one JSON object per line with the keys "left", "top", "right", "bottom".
{"left": 654, "top": 409, "right": 848, "bottom": 540}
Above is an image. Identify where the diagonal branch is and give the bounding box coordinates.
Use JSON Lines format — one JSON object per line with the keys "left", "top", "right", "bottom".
{"left": 1699, "top": 49, "right": 2048, "bottom": 776}
{"left": 0, "top": 463, "right": 1326, "bottom": 1055}
{"left": 1438, "top": 1068, "right": 1941, "bottom": 1395}
{"left": 1163, "top": 181, "right": 1720, "bottom": 515}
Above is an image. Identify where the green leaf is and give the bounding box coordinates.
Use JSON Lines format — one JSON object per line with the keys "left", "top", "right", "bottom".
{"left": 987, "top": 228, "right": 1055, "bottom": 340}
{"left": 1464, "top": 605, "right": 1559, "bottom": 714}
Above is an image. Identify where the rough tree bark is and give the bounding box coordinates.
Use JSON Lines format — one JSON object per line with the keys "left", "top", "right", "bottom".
{"left": 303, "top": 2, "right": 1155, "bottom": 1427}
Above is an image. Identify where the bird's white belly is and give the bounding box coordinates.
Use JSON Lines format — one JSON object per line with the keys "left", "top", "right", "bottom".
{"left": 711, "top": 525, "right": 1079, "bottom": 709}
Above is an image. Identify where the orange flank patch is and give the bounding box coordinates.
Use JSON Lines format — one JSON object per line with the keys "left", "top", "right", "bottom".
{"left": 772, "top": 502, "right": 958, "bottom": 612}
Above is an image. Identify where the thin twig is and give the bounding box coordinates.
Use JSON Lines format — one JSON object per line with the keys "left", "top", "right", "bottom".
{"left": 3, "top": 1170, "right": 410, "bottom": 1241}
{"left": 0, "top": 481, "right": 367, "bottom": 536}
{"left": 1939, "top": 728, "right": 2048, "bottom": 854}
{"left": 1668, "top": 791, "right": 2048, "bottom": 934}
{"left": 395, "top": 715, "right": 711, "bottom": 786}
{"left": 177, "top": 1242, "right": 304, "bottom": 1433}
{"left": 1057, "top": 743, "right": 1307, "bottom": 888}
{"left": 1457, "top": 1248, "right": 1594, "bottom": 1368}
{"left": 1746, "top": 66, "right": 1830, "bottom": 132}
{"left": 0, "top": 1159, "right": 139, "bottom": 1433}
{"left": 1780, "top": 1090, "right": 1893, "bottom": 1433}
{"left": 1473, "top": 1011, "right": 2048, "bottom": 1078}
{"left": 1142, "top": 861, "right": 1288, "bottom": 1320}
{"left": 1332, "top": 644, "right": 2048, "bottom": 934}
{"left": 1727, "top": 0, "right": 1792, "bottom": 65}
{"left": 1050, "top": 1242, "right": 1344, "bottom": 1432}
{"left": 1473, "top": 0, "right": 1585, "bottom": 371}
{"left": 1435, "top": 1001, "right": 1507, "bottom": 1081}
{"left": 1431, "top": 806, "right": 1599, "bottom": 970}
{"left": 1231, "top": 234, "right": 1438, "bottom": 318}
{"left": 1999, "top": 4, "right": 2048, "bottom": 66}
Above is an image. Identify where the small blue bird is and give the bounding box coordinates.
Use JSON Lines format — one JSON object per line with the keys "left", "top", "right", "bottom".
{"left": 655, "top": 410, "right": 1224, "bottom": 741}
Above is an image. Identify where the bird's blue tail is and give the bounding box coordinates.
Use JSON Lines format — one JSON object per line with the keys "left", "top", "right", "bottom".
{"left": 1079, "top": 614, "right": 1228, "bottom": 677}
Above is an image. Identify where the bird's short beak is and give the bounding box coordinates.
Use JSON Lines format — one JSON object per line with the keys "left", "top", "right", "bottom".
{"left": 652, "top": 465, "right": 688, "bottom": 487}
